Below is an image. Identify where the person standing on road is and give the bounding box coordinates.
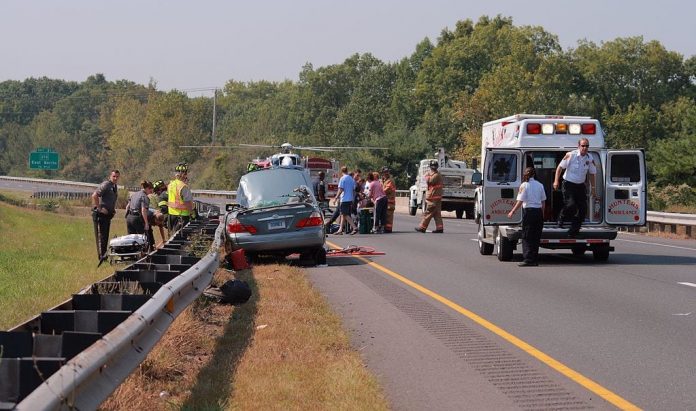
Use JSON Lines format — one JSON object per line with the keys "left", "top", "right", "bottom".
{"left": 332, "top": 166, "right": 358, "bottom": 235}
{"left": 381, "top": 167, "right": 396, "bottom": 233}
{"left": 508, "top": 167, "right": 546, "bottom": 267}
{"left": 126, "top": 180, "right": 155, "bottom": 250}
{"left": 91, "top": 169, "right": 120, "bottom": 263}
{"left": 168, "top": 163, "right": 193, "bottom": 232}
{"left": 415, "top": 160, "right": 443, "bottom": 233}
{"left": 368, "top": 172, "right": 387, "bottom": 233}
{"left": 314, "top": 171, "right": 328, "bottom": 208}
{"left": 553, "top": 138, "right": 596, "bottom": 237}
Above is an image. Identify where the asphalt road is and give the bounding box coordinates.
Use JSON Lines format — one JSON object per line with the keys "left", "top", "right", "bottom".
{"left": 308, "top": 212, "right": 696, "bottom": 410}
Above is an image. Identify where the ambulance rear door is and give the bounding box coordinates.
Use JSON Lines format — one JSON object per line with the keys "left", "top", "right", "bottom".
{"left": 482, "top": 149, "right": 522, "bottom": 225}
{"left": 604, "top": 149, "right": 646, "bottom": 225}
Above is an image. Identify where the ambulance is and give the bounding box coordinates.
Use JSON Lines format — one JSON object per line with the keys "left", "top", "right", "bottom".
{"left": 475, "top": 114, "right": 646, "bottom": 262}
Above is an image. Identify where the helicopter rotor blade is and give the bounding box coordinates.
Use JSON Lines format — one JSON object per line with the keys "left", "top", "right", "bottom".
{"left": 179, "top": 145, "right": 235, "bottom": 149}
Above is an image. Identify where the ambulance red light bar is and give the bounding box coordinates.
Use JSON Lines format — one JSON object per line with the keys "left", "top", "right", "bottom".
{"left": 526, "top": 123, "right": 542, "bottom": 134}
{"left": 581, "top": 123, "right": 596, "bottom": 134}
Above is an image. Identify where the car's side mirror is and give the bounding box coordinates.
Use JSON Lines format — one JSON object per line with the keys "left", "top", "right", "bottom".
{"left": 471, "top": 171, "right": 483, "bottom": 185}
{"left": 225, "top": 202, "right": 240, "bottom": 212}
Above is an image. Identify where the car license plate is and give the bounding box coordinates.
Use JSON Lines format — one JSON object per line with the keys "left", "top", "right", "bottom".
{"left": 268, "top": 220, "right": 286, "bottom": 230}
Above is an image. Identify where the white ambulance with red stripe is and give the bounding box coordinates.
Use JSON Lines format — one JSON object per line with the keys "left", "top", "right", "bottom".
{"left": 475, "top": 114, "right": 646, "bottom": 262}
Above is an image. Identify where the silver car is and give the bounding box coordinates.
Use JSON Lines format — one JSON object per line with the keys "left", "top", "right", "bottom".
{"left": 223, "top": 166, "right": 326, "bottom": 265}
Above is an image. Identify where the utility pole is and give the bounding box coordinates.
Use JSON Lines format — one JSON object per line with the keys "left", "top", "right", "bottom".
{"left": 212, "top": 88, "right": 217, "bottom": 144}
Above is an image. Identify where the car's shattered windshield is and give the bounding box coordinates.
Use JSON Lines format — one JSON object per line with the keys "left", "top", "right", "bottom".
{"left": 237, "top": 169, "right": 316, "bottom": 209}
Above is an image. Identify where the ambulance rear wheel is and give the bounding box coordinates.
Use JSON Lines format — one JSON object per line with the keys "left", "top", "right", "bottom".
{"left": 571, "top": 245, "right": 586, "bottom": 256}
{"left": 455, "top": 209, "right": 464, "bottom": 219}
{"left": 495, "top": 231, "right": 513, "bottom": 261}
{"left": 478, "top": 220, "right": 493, "bottom": 255}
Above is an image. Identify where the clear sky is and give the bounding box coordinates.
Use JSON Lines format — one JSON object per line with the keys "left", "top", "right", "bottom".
{"left": 1, "top": 0, "right": 694, "bottom": 96}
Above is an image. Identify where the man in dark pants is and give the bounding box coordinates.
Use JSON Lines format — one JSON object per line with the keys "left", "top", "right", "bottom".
{"left": 553, "top": 138, "right": 596, "bottom": 237}
{"left": 509, "top": 167, "right": 546, "bottom": 266}
{"left": 91, "top": 170, "right": 120, "bottom": 264}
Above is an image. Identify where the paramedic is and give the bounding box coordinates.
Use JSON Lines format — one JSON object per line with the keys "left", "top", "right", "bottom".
{"left": 553, "top": 138, "right": 596, "bottom": 237}
{"left": 508, "top": 167, "right": 546, "bottom": 266}
{"left": 91, "top": 169, "right": 120, "bottom": 262}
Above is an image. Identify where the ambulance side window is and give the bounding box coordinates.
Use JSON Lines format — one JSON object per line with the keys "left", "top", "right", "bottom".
{"left": 488, "top": 154, "right": 517, "bottom": 182}
{"left": 611, "top": 154, "right": 640, "bottom": 183}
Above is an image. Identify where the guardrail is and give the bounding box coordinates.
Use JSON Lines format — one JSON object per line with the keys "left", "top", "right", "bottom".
{"left": 1, "top": 215, "right": 222, "bottom": 409}
{"left": 642, "top": 211, "right": 696, "bottom": 238}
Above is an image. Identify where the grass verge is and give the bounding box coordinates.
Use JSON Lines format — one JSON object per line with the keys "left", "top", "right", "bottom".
{"left": 0, "top": 200, "right": 126, "bottom": 329}
{"left": 101, "top": 264, "right": 389, "bottom": 411}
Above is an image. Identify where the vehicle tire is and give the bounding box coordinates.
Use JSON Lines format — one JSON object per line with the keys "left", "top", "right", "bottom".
{"left": 421, "top": 192, "right": 427, "bottom": 215}
{"left": 464, "top": 204, "right": 475, "bottom": 220}
{"left": 571, "top": 245, "right": 586, "bottom": 256}
{"left": 592, "top": 245, "right": 610, "bottom": 262}
{"left": 455, "top": 209, "right": 464, "bottom": 219}
{"left": 495, "top": 230, "right": 514, "bottom": 261}
{"left": 409, "top": 202, "right": 417, "bottom": 216}
{"left": 478, "top": 220, "right": 494, "bottom": 255}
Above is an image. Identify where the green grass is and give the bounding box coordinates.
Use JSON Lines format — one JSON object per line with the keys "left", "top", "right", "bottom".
{"left": 0, "top": 201, "right": 127, "bottom": 330}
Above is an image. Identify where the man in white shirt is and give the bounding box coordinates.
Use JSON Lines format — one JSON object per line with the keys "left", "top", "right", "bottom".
{"left": 509, "top": 167, "right": 546, "bottom": 266}
{"left": 553, "top": 138, "right": 597, "bottom": 237}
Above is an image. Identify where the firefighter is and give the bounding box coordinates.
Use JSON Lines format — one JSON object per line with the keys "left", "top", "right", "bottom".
{"left": 152, "top": 180, "right": 168, "bottom": 214}
{"left": 168, "top": 163, "right": 193, "bottom": 232}
{"left": 415, "top": 160, "right": 443, "bottom": 233}
{"left": 381, "top": 167, "right": 397, "bottom": 233}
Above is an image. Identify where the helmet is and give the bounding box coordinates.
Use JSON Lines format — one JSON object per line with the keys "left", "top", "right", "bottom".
{"left": 153, "top": 180, "right": 165, "bottom": 191}
{"left": 381, "top": 166, "right": 390, "bottom": 174}
{"left": 429, "top": 160, "right": 439, "bottom": 169}
{"left": 175, "top": 163, "right": 189, "bottom": 173}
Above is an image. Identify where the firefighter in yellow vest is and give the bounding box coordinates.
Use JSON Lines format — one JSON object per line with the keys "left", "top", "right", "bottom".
{"left": 381, "top": 167, "right": 397, "bottom": 233}
{"left": 415, "top": 160, "right": 444, "bottom": 233}
{"left": 168, "top": 163, "right": 193, "bottom": 231}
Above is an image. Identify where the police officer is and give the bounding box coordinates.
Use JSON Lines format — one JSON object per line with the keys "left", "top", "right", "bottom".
{"left": 168, "top": 163, "right": 194, "bottom": 231}
{"left": 381, "top": 167, "right": 396, "bottom": 233}
{"left": 508, "top": 167, "right": 546, "bottom": 266}
{"left": 91, "top": 169, "right": 120, "bottom": 263}
{"left": 126, "top": 180, "right": 155, "bottom": 249}
{"left": 415, "top": 160, "right": 444, "bottom": 233}
{"left": 553, "top": 138, "right": 597, "bottom": 237}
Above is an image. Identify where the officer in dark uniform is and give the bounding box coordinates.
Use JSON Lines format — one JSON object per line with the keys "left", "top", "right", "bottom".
{"left": 126, "top": 180, "right": 155, "bottom": 249}
{"left": 91, "top": 170, "right": 120, "bottom": 263}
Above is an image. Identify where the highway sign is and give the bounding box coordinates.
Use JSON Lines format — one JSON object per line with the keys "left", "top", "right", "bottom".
{"left": 29, "top": 149, "right": 60, "bottom": 170}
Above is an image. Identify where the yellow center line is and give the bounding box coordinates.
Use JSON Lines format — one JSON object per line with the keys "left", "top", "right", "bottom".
{"left": 326, "top": 240, "right": 640, "bottom": 410}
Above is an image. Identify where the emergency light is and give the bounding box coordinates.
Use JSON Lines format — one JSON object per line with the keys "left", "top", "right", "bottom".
{"left": 526, "top": 122, "right": 596, "bottom": 135}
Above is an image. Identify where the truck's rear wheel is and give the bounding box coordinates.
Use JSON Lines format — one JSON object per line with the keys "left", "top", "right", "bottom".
{"left": 455, "top": 209, "right": 464, "bottom": 219}
{"left": 592, "top": 245, "right": 610, "bottom": 262}
{"left": 495, "top": 230, "right": 514, "bottom": 261}
{"left": 478, "top": 220, "right": 493, "bottom": 255}
{"left": 464, "top": 204, "right": 475, "bottom": 220}
{"left": 421, "top": 192, "right": 427, "bottom": 215}
{"left": 409, "top": 201, "right": 417, "bottom": 216}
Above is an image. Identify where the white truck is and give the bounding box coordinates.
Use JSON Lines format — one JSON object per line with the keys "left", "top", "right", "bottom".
{"left": 409, "top": 149, "right": 480, "bottom": 219}
{"left": 475, "top": 114, "right": 646, "bottom": 262}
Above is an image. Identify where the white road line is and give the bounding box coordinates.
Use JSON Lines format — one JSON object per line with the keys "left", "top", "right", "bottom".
{"left": 678, "top": 282, "right": 696, "bottom": 288}
{"left": 615, "top": 238, "right": 696, "bottom": 251}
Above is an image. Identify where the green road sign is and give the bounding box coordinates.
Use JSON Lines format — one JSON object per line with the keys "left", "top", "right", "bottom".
{"left": 29, "top": 150, "right": 60, "bottom": 170}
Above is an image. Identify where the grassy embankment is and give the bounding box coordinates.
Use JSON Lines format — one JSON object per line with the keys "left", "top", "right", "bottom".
{"left": 102, "top": 264, "right": 389, "bottom": 410}
{"left": 0, "top": 195, "right": 125, "bottom": 329}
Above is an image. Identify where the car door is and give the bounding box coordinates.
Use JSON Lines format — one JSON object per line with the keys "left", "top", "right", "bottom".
{"left": 482, "top": 149, "right": 522, "bottom": 225}
{"left": 604, "top": 150, "right": 646, "bottom": 225}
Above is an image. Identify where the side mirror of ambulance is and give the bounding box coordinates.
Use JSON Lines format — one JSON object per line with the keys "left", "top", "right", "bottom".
{"left": 471, "top": 171, "right": 483, "bottom": 185}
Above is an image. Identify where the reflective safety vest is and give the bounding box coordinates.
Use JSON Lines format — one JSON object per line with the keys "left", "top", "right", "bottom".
{"left": 167, "top": 178, "right": 190, "bottom": 216}
{"left": 426, "top": 171, "right": 443, "bottom": 202}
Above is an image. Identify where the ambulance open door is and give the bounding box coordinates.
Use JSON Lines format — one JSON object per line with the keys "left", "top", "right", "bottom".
{"left": 604, "top": 150, "right": 646, "bottom": 225}
{"left": 482, "top": 149, "right": 522, "bottom": 225}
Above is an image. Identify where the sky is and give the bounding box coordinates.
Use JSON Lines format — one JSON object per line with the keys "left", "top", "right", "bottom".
{"left": 1, "top": 0, "right": 694, "bottom": 96}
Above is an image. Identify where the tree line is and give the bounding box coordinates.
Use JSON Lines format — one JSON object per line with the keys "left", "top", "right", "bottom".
{"left": 1, "top": 16, "right": 695, "bottom": 195}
